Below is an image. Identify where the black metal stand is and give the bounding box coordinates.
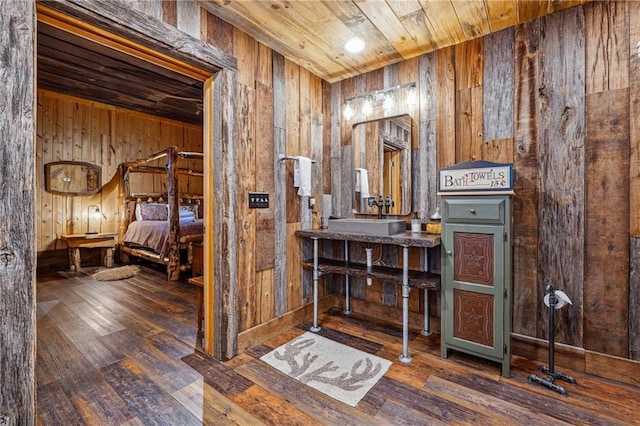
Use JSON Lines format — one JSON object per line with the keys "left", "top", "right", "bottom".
{"left": 528, "top": 280, "right": 577, "bottom": 396}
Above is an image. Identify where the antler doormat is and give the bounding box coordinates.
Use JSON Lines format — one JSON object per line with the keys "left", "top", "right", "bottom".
{"left": 260, "top": 332, "right": 391, "bottom": 407}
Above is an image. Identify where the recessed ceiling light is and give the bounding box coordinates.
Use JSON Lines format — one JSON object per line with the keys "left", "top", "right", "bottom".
{"left": 344, "top": 37, "right": 365, "bottom": 54}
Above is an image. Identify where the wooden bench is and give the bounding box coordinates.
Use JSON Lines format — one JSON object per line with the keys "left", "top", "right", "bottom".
{"left": 61, "top": 233, "right": 118, "bottom": 271}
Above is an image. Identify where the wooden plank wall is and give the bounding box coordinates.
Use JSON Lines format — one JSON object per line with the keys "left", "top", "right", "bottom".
{"left": 198, "top": 8, "right": 327, "bottom": 333}
{"left": 36, "top": 90, "right": 203, "bottom": 253}
{"left": 513, "top": 19, "right": 541, "bottom": 340}
{"left": 583, "top": 0, "right": 629, "bottom": 357}
{"left": 630, "top": 1, "right": 640, "bottom": 361}
{"left": 118, "top": 0, "right": 637, "bottom": 363}
{"left": 335, "top": 2, "right": 636, "bottom": 361}
{"left": 538, "top": 7, "right": 586, "bottom": 348}
{"left": 1, "top": 1, "right": 36, "bottom": 423}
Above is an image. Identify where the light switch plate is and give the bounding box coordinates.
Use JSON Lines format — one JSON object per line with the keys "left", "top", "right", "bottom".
{"left": 249, "top": 192, "right": 269, "bottom": 208}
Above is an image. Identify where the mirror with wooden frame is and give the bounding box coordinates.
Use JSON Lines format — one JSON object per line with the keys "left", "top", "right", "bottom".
{"left": 352, "top": 114, "right": 412, "bottom": 216}
{"left": 44, "top": 161, "right": 102, "bottom": 196}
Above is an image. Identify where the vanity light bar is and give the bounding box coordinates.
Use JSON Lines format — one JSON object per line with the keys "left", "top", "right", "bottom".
{"left": 343, "top": 82, "right": 416, "bottom": 118}
{"left": 343, "top": 82, "right": 416, "bottom": 104}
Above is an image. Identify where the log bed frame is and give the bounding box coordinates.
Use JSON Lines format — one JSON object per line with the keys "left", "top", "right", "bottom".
{"left": 119, "top": 146, "right": 204, "bottom": 280}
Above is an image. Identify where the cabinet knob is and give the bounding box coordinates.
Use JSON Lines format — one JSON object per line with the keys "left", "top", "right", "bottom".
{"left": 447, "top": 250, "right": 452, "bottom": 255}
{"left": 469, "top": 208, "right": 476, "bottom": 214}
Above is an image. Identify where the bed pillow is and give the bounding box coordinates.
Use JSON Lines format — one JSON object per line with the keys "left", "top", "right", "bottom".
{"left": 179, "top": 210, "right": 196, "bottom": 222}
{"left": 138, "top": 203, "right": 169, "bottom": 221}
{"left": 180, "top": 204, "right": 199, "bottom": 219}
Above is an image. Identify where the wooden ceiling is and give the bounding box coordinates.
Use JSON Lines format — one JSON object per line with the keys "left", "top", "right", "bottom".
{"left": 37, "top": 20, "right": 204, "bottom": 125}
{"left": 199, "top": 0, "right": 588, "bottom": 83}
{"left": 37, "top": 0, "right": 588, "bottom": 126}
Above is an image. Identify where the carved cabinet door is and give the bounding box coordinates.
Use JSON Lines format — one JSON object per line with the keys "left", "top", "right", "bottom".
{"left": 442, "top": 223, "right": 505, "bottom": 360}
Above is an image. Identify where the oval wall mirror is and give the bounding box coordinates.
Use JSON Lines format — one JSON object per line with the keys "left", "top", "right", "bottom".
{"left": 352, "top": 114, "right": 412, "bottom": 216}
{"left": 44, "top": 161, "right": 102, "bottom": 196}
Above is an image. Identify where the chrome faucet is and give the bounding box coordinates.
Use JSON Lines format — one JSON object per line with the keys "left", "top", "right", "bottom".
{"left": 368, "top": 195, "right": 384, "bottom": 219}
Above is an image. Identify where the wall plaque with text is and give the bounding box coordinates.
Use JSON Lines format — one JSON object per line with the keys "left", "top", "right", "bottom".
{"left": 438, "top": 161, "right": 513, "bottom": 193}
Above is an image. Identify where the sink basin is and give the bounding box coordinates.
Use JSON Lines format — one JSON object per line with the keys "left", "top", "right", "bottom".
{"left": 328, "top": 218, "right": 406, "bottom": 236}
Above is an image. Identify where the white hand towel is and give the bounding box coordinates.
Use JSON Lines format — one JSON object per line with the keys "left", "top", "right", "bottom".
{"left": 294, "top": 156, "right": 312, "bottom": 196}
{"left": 356, "top": 168, "right": 370, "bottom": 199}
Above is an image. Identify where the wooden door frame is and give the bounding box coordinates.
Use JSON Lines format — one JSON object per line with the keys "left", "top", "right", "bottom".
{"left": 2, "top": 2, "right": 36, "bottom": 423}
{"left": 36, "top": 1, "right": 239, "bottom": 360}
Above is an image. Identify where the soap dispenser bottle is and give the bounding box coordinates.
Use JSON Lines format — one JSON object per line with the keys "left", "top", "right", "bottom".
{"left": 411, "top": 212, "right": 421, "bottom": 233}
{"left": 426, "top": 207, "right": 442, "bottom": 234}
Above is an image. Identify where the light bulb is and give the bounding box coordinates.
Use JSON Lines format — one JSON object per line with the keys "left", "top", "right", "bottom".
{"left": 343, "top": 101, "right": 354, "bottom": 120}
{"left": 362, "top": 96, "right": 373, "bottom": 116}
{"left": 383, "top": 93, "right": 394, "bottom": 111}
{"left": 406, "top": 85, "right": 417, "bottom": 106}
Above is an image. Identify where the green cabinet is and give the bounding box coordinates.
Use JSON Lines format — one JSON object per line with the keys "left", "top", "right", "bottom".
{"left": 439, "top": 162, "right": 513, "bottom": 377}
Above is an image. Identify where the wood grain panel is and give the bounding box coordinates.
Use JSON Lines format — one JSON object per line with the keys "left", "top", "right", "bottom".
{"left": 481, "top": 138, "right": 514, "bottom": 164}
{"left": 548, "top": 0, "right": 586, "bottom": 14}
{"left": 236, "top": 84, "right": 257, "bottom": 332}
{"left": 125, "top": 0, "right": 163, "bottom": 21}
{"left": 273, "top": 52, "right": 288, "bottom": 317}
{"left": 485, "top": 0, "right": 518, "bottom": 32}
{"left": 455, "top": 38, "right": 483, "bottom": 90}
{"left": 585, "top": 1, "right": 628, "bottom": 94}
{"left": 322, "top": 80, "right": 332, "bottom": 195}
{"left": 257, "top": 42, "right": 273, "bottom": 87}
{"left": 39, "top": 93, "right": 55, "bottom": 250}
{"left": 483, "top": 28, "right": 515, "bottom": 141}
{"left": 161, "top": 0, "right": 177, "bottom": 27}
{"left": 175, "top": 1, "right": 202, "bottom": 41}
{"left": 310, "top": 74, "right": 324, "bottom": 230}
{"left": 1, "top": 2, "right": 35, "bottom": 423}
{"left": 417, "top": 0, "right": 466, "bottom": 47}
{"left": 397, "top": 7, "right": 437, "bottom": 54}
{"left": 204, "top": 12, "right": 234, "bottom": 56}
{"left": 255, "top": 81, "right": 276, "bottom": 272}
{"left": 630, "top": 238, "right": 640, "bottom": 360}
{"left": 629, "top": 1, "right": 640, "bottom": 238}
{"left": 212, "top": 69, "right": 239, "bottom": 360}
{"left": 257, "top": 268, "right": 275, "bottom": 324}
{"left": 583, "top": 0, "right": 629, "bottom": 360}
{"left": 299, "top": 67, "right": 313, "bottom": 232}
{"left": 330, "top": 82, "right": 344, "bottom": 216}
{"left": 286, "top": 221, "right": 303, "bottom": 312}
{"left": 233, "top": 27, "right": 258, "bottom": 89}
{"left": 455, "top": 88, "right": 476, "bottom": 162}
{"left": 512, "top": 19, "right": 541, "bottom": 337}
{"left": 436, "top": 46, "right": 456, "bottom": 168}
{"left": 584, "top": 90, "right": 629, "bottom": 357}
{"left": 451, "top": 0, "right": 490, "bottom": 39}
{"left": 418, "top": 52, "right": 437, "bottom": 219}
{"left": 355, "top": 0, "right": 422, "bottom": 60}
{"left": 631, "top": 2, "right": 640, "bottom": 362}
{"left": 517, "top": 0, "right": 549, "bottom": 23}
{"left": 285, "top": 59, "right": 301, "bottom": 224}
{"left": 538, "top": 7, "right": 585, "bottom": 347}
{"left": 102, "top": 358, "right": 199, "bottom": 424}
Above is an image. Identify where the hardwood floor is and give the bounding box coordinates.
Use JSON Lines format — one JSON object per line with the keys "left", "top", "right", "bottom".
{"left": 36, "top": 266, "right": 640, "bottom": 425}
